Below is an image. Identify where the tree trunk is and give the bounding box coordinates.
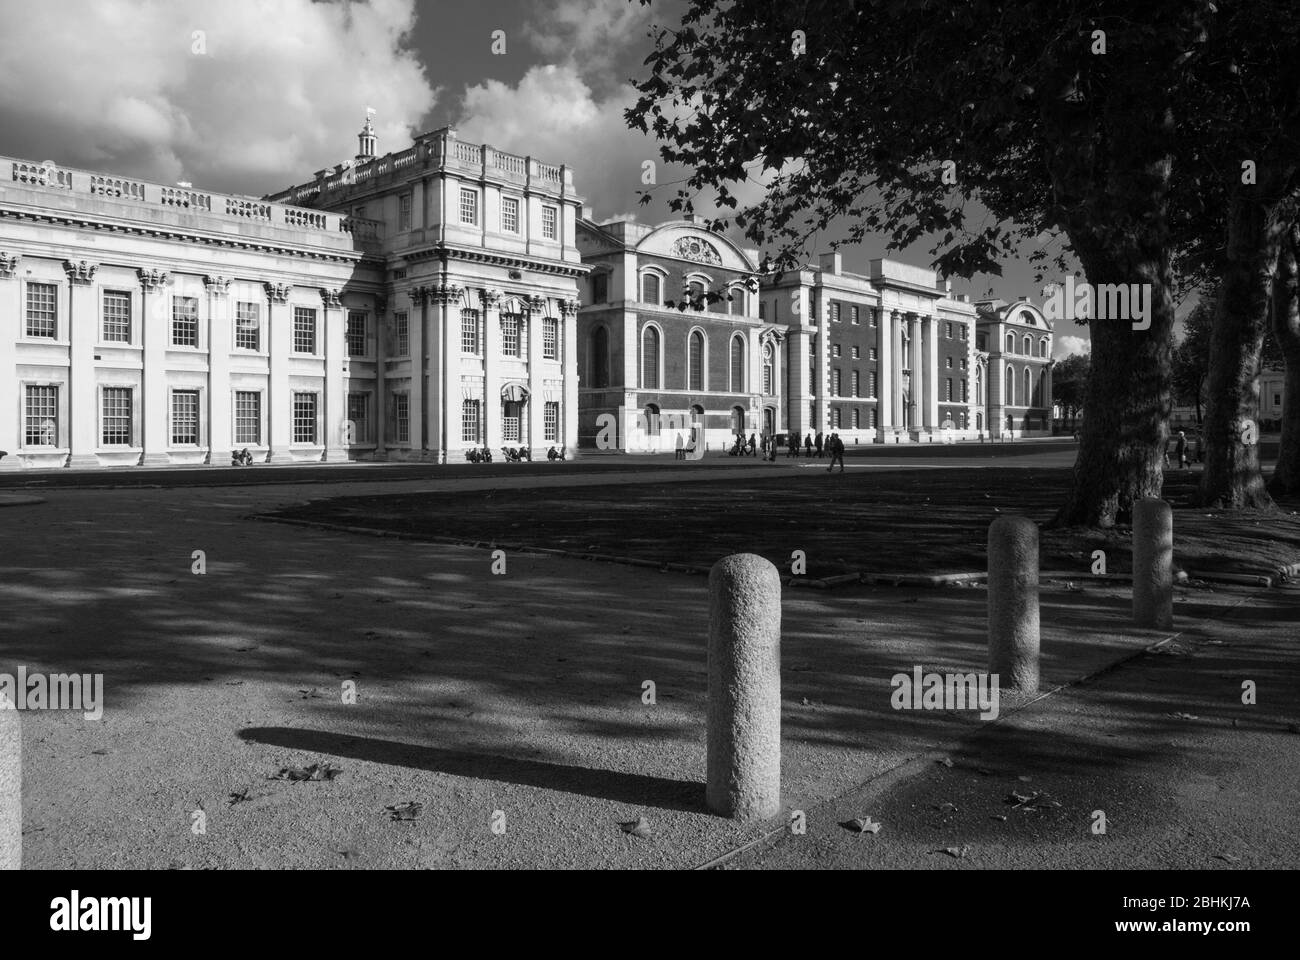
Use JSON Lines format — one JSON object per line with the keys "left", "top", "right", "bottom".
{"left": 1270, "top": 225, "right": 1300, "bottom": 496}
{"left": 1054, "top": 249, "right": 1175, "bottom": 527}
{"left": 1198, "top": 193, "right": 1284, "bottom": 509}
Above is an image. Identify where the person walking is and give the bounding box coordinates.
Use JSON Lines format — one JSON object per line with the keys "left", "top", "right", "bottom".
{"left": 748, "top": 432, "right": 758, "bottom": 457}
{"left": 804, "top": 433, "right": 813, "bottom": 457}
{"left": 1175, "top": 430, "right": 1188, "bottom": 469}
{"left": 815, "top": 431, "right": 824, "bottom": 459}
{"left": 787, "top": 433, "right": 798, "bottom": 458}
{"left": 827, "top": 432, "right": 845, "bottom": 472}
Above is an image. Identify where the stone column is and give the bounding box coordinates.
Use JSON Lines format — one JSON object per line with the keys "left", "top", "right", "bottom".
{"left": 908, "top": 313, "right": 923, "bottom": 436}
{"left": 205, "top": 275, "right": 232, "bottom": 464}
{"left": 925, "top": 315, "right": 940, "bottom": 432}
{"left": 139, "top": 269, "right": 171, "bottom": 466}
{"left": 1044, "top": 359, "right": 1057, "bottom": 431}
{"left": 527, "top": 295, "right": 546, "bottom": 456}
{"left": 0, "top": 253, "right": 20, "bottom": 470}
{"left": 322, "top": 287, "right": 348, "bottom": 462}
{"left": 266, "top": 282, "right": 293, "bottom": 463}
{"left": 407, "top": 286, "right": 428, "bottom": 458}
{"left": 481, "top": 288, "right": 502, "bottom": 450}
{"left": 374, "top": 294, "right": 388, "bottom": 458}
{"left": 561, "top": 298, "right": 580, "bottom": 454}
{"left": 876, "top": 306, "right": 891, "bottom": 441}
{"left": 438, "top": 284, "right": 464, "bottom": 462}
{"left": 65, "top": 260, "right": 99, "bottom": 467}
{"left": 812, "top": 292, "right": 826, "bottom": 434}
{"left": 892, "top": 311, "right": 905, "bottom": 430}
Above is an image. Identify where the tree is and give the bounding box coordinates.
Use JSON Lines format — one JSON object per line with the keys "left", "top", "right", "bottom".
{"left": 628, "top": 0, "right": 1217, "bottom": 527}
{"left": 1171, "top": 294, "right": 1215, "bottom": 423}
{"left": 1052, "top": 353, "right": 1090, "bottom": 426}
{"left": 1271, "top": 224, "right": 1300, "bottom": 495}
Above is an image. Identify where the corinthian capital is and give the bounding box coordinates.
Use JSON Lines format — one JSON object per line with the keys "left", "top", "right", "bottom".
{"left": 320, "top": 287, "right": 343, "bottom": 309}
{"left": 264, "top": 282, "right": 292, "bottom": 303}
{"left": 63, "top": 260, "right": 99, "bottom": 285}
{"left": 204, "top": 275, "right": 232, "bottom": 297}
{"left": 478, "top": 287, "right": 502, "bottom": 308}
{"left": 0, "top": 252, "right": 19, "bottom": 279}
{"left": 137, "top": 268, "right": 170, "bottom": 291}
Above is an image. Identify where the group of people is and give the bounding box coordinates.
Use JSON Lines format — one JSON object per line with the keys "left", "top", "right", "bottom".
{"left": 720, "top": 429, "right": 847, "bottom": 470}
{"left": 465, "top": 445, "right": 568, "bottom": 463}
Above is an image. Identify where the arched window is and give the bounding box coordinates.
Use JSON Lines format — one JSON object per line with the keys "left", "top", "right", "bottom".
{"left": 1006, "top": 332, "right": 1015, "bottom": 354}
{"left": 731, "top": 406, "right": 746, "bottom": 435}
{"left": 762, "top": 342, "right": 774, "bottom": 395}
{"left": 1024, "top": 368, "right": 1032, "bottom": 407}
{"left": 1040, "top": 338, "right": 1049, "bottom": 358}
{"left": 1005, "top": 366, "right": 1015, "bottom": 405}
{"left": 975, "top": 366, "right": 983, "bottom": 406}
{"left": 730, "top": 335, "right": 746, "bottom": 392}
{"left": 590, "top": 326, "right": 609, "bottom": 388}
{"left": 641, "top": 325, "right": 660, "bottom": 389}
{"left": 1023, "top": 335, "right": 1032, "bottom": 356}
{"left": 689, "top": 280, "right": 706, "bottom": 311}
{"left": 688, "top": 329, "right": 705, "bottom": 391}
{"left": 976, "top": 411, "right": 983, "bottom": 430}
{"left": 727, "top": 284, "right": 744, "bottom": 315}
{"left": 689, "top": 404, "right": 704, "bottom": 423}
{"left": 644, "top": 403, "right": 660, "bottom": 436}
{"left": 642, "top": 273, "right": 661, "bottom": 305}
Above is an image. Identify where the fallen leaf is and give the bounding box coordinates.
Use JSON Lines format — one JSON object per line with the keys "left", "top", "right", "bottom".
{"left": 619, "top": 816, "right": 652, "bottom": 839}
{"left": 227, "top": 789, "right": 252, "bottom": 806}
{"left": 991, "top": 814, "right": 1008, "bottom": 822}
{"left": 936, "top": 757, "right": 954, "bottom": 768}
{"left": 386, "top": 801, "right": 423, "bottom": 821}
{"left": 934, "top": 802, "right": 957, "bottom": 814}
{"left": 840, "top": 817, "right": 882, "bottom": 834}
{"left": 1168, "top": 712, "right": 1200, "bottom": 720}
{"left": 936, "top": 845, "right": 971, "bottom": 858}
{"left": 273, "top": 763, "right": 342, "bottom": 782}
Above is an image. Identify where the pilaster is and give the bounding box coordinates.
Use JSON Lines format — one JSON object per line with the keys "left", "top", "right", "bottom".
{"left": 139, "top": 268, "right": 171, "bottom": 466}
{"left": 65, "top": 260, "right": 100, "bottom": 467}
{"left": 205, "top": 275, "right": 232, "bottom": 463}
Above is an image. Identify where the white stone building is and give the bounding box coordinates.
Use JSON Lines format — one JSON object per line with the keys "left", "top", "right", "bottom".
{"left": 0, "top": 120, "right": 584, "bottom": 469}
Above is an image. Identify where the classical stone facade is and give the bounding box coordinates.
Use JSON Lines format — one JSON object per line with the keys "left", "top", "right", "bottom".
{"left": 576, "top": 217, "right": 786, "bottom": 451}
{"left": 760, "top": 254, "right": 983, "bottom": 444}
{"left": 0, "top": 121, "right": 584, "bottom": 469}
{"left": 973, "top": 298, "right": 1055, "bottom": 438}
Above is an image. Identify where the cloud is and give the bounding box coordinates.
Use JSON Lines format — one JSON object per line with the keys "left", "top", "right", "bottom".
{"left": 522, "top": 0, "right": 654, "bottom": 82}
{"left": 457, "top": 63, "right": 774, "bottom": 245}
{"left": 0, "top": 0, "right": 437, "bottom": 195}
{"left": 1054, "top": 334, "right": 1090, "bottom": 358}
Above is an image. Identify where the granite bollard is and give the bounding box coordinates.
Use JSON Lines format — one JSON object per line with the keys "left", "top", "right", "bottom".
{"left": 1133, "top": 498, "right": 1174, "bottom": 629}
{"left": 707, "top": 554, "right": 781, "bottom": 821}
{"left": 988, "top": 516, "right": 1040, "bottom": 693}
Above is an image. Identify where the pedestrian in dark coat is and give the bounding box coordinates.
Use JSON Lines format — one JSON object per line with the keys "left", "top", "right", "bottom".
{"left": 804, "top": 433, "right": 813, "bottom": 457}
{"left": 827, "top": 433, "right": 846, "bottom": 472}
{"left": 815, "top": 431, "right": 825, "bottom": 458}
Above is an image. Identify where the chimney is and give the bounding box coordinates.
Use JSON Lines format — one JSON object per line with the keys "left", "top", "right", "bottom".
{"left": 818, "top": 252, "right": 842, "bottom": 274}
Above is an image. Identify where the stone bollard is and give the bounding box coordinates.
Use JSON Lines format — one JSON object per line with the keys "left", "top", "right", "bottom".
{"left": 707, "top": 554, "right": 781, "bottom": 821}
{"left": 987, "top": 516, "right": 1040, "bottom": 693}
{"left": 1133, "top": 498, "right": 1174, "bottom": 629}
{"left": 0, "top": 693, "right": 18, "bottom": 869}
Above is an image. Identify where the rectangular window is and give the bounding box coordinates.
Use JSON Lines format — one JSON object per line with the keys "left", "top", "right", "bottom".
{"left": 293, "top": 306, "right": 317, "bottom": 354}
{"left": 346, "top": 311, "right": 366, "bottom": 356}
{"left": 851, "top": 306, "right": 860, "bottom": 325}
{"left": 870, "top": 408, "right": 878, "bottom": 429}
{"left": 946, "top": 322, "right": 953, "bottom": 338}
{"left": 832, "top": 344, "right": 841, "bottom": 358}
{"left": 946, "top": 378, "right": 954, "bottom": 402}
{"left": 831, "top": 368, "right": 841, "bottom": 396}
{"left": 541, "top": 205, "right": 557, "bottom": 240}
{"left": 543, "top": 317, "right": 559, "bottom": 360}
{"left": 830, "top": 302, "right": 840, "bottom": 323}
{"left": 235, "top": 392, "right": 261, "bottom": 445}
{"left": 393, "top": 393, "right": 410, "bottom": 444}
{"left": 459, "top": 187, "right": 478, "bottom": 225}
{"left": 501, "top": 196, "right": 520, "bottom": 234}
{"left": 236, "top": 301, "right": 261, "bottom": 351}
{"left": 394, "top": 311, "right": 409, "bottom": 357}
{"left": 759, "top": 300, "right": 766, "bottom": 320}
{"left": 852, "top": 370, "right": 861, "bottom": 397}
{"left": 171, "top": 390, "right": 200, "bottom": 445}
{"left": 172, "top": 296, "right": 199, "bottom": 347}
{"left": 502, "top": 408, "right": 520, "bottom": 442}
{"left": 852, "top": 408, "right": 861, "bottom": 429}
{"left": 592, "top": 273, "right": 608, "bottom": 304}
{"left": 501, "top": 314, "right": 521, "bottom": 357}
{"left": 962, "top": 379, "right": 969, "bottom": 402}
{"left": 946, "top": 356, "right": 954, "bottom": 368}
{"left": 24, "top": 385, "right": 58, "bottom": 445}
{"left": 102, "top": 387, "right": 132, "bottom": 445}
{"left": 544, "top": 401, "right": 559, "bottom": 442}
{"left": 869, "top": 309, "right": 878, "bottom": 327}
{"left": 292, "top": 393, "right": 317, "bottom": 443}
{"left": 347, "top": 393, "right": 369, "bottom": 444}
{"left": 462, "top": 399, "right": 481, "bottom": 442}
{"left": 831, "top": 407, "right": 841, "bottom": 428}
{"left": 461, "top": 309, "right": 481, "bottom": 354}
{"left": 869, "top": 347, "right": 878, "bottom": 361}
{"left": 26, "top": 283, "right": 57, "bottom": 339}
{"left": 102, "top": 291, "right": 131, "bottom": 343}
{"left": 399, "top": 193, "right": 413, "bottom": 232}
{"left": 870, "top": 371, "right": 878, "bottom": 397}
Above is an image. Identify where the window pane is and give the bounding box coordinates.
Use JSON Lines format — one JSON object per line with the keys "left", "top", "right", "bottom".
{"left": 294, "top": 307, "right": 317, "bottom": 354}
{"left": 171, "top": 390, "right": 199, "bottom": 444}
{"left": 26, "top": 283, "right": 57, "bottom": 338}
{"left": 25, "top": 385, "right": 58, "bottom": 445}
{"left": 237, "top": 302, "right": 261, "bottom": 351}
{"left": 543, "top": 317, "right": 558, "bottom": 360}
{"left": 293, "top": 393, "right": 318, "bottom": 443}
{"left": 172, "top": 297, "right": 199, "bottom": 347}
{"left": 235, "top": 392, "right": 261, "bottom": 444}
{"left": 346, "top": 312, "right": 366, "bottom": 356}
{"left": 102, "top": 387, "right": 132, "bottom": 445}
{"left": 461, "top": 309, "right": 480, "bottom": 353}
{"left": 102, "top": 291, "right": 131, "bottom": 343}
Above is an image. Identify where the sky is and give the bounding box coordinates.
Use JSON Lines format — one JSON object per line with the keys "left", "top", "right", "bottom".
{"left": 0, "top": 0, "right": 1094, "bottom": 358}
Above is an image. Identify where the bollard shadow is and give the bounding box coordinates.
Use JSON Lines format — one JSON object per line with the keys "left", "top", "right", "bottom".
{"left": 238, "top": 726, "right": 707, "bottom": 814}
